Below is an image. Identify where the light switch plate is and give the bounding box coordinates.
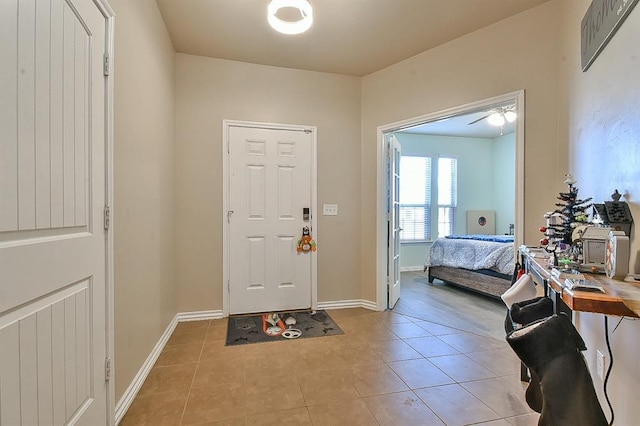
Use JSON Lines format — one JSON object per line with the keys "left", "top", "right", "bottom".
{"left": 323, "top": 204, "right": 338, "bottom": 216}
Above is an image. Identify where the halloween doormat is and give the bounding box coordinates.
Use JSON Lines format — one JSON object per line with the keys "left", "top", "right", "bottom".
{"left": 225, "top": 310, "right": 343, "bottom": 346}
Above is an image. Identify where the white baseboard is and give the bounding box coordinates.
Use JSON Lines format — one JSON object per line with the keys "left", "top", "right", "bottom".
{"left": 317, "top": 299, "right": 378, "bottom": 311}
{"left": 176, "top": 309, "right": 225, "bottom": 322}
{"left": 114, "top": 309, "right": 224, "bottom": 425}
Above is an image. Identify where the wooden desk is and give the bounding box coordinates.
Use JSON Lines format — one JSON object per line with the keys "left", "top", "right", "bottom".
{"left": 520, "top": 247, "right": 640, "bottom": 318}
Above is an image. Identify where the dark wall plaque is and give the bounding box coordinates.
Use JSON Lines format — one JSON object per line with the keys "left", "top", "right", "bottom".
{"left": 581, "top": 0, "right": 639, "bottom": 71}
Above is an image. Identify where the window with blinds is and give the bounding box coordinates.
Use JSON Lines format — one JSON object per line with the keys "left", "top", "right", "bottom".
{"left": 399, "top": 156, "right": 431, "bottom": 241}
{"left": 437, "top": 157, "right": 458, "bottom": 238}
{"left": 399, "top": 156, "right": 457, "bottom": 242}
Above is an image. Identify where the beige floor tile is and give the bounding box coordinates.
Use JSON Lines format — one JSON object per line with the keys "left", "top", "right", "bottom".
{"left": 244, "top": 375, "right": 306, "bottom": 414}
{"left": 415, "top": 383, "right": 500, "bottom": 426}
{"left": 335, "top": 346, "right": 384, "bottom": 367}
{"left": 367, "top": 339, "right": 422, "bottom": 362}
{"left": 371, "top": 311, "right": 414, "bottom": 323}
{"left": 383, "top": 321, "right": 433, "bottom": 338}
{"left": 388, "top": 358, "right": 454, "bottom": 389}
{"left": 244, "top": 350, "right": 297, "bottom": 378}
{"left": 334, "top": 317, "right": 378, "bottom": 334}
{"left": 428, "top": 353, "right": 498, "bottom": 382}
{"left": 200, "top": 340, "right": 247, "bottom": 362}
{"left": 154, "top": 343, "right": 203, "bottom": 367}
{"left": 288, "top": 335, "right": 341, "bottom": 353}
{"left": 466, "top": 348, "right": 522, "bottom": 377}
{"left": 182, "top": 382, "right": 247, "bottom": 425}
{"left": 206, "top": 325, "right": 229, "bottom": 341}
{"left": 175, "top": 320, "right": 211, "bottom": 331}
{"left": 167, "top": 321, "right": 210, "bottom": 346}
{"left": 505, "top": 412, "right": 540, "bottom": 425}
{"left": 209, "top": 317, "right": 229, "bottom": 329}
{"left": 306, "top": 399, "right": 378, "bottom": 426}
{"left": 404, "top": 336, "right": 460, "bottom": 358}
{"left": 316, "top": 334, "right": 368, "bottom": 351}
{"left": 137, "top": 363, "right": 197, "bottom": 396}
{"left": 413, "top": 320, "right": 463, "bottom": 336}
{"left": 364, "top": 391, "right": 445, "bottom": 426}
{"left": 343, "top": 325, "right": 399, "bottom": 342}
{"left": 438, "top": 332, "right": 507, "bottom": 353}
{"left": 475, "top": 420, "right": 513, "bottom": 425}
{"left": 461, "top": 376, "right": 533, "bottom": 418}
{"left": 242, "top": 341, "right": 291, "bottom": 360}
{"left": 297, "top": 368, "right": 360, "bottom": 406}
{"left": 192, "top": 358, "right": 245, "bottom": 388}
{"left": 120, "top": 390, "right": 188, "bottom": 426}
{"left": 246, "top": 407, "right": 312, "bottom": 425}
{"left": 350, "top": 363, "right": 409, "bottom": 397}
{"left": 187, "top": 418, "right": 246, "bottom": 426}
{"left": 292, "top": 349, "right": 348, "bottom": 374}
{"left": 123, "top": 274, "right": 538, "bottom": 425}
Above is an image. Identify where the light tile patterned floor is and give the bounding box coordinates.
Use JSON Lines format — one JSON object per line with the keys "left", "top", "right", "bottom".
{"left": 121, "top": 306, "right": 539, "bottom": 425}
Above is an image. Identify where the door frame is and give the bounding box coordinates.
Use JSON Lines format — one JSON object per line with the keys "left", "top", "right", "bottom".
{"left": 387, "top": 134, "right": 402, "bottom": 309}
{"left": 375, "top": 90, "right": 525, "bottom": 311}
{"left": 222, "top": 120, "right": 318, "bottom": 317}
{"left": 101, "top": 0, "right": 116, "bottom": 425}
{"left": 97, "top": 0, "right": 116, "bottom": 423}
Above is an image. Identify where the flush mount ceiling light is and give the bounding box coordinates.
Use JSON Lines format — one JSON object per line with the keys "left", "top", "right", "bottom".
{"left": 268, "top": 0, "right": 313, "bottom": 35}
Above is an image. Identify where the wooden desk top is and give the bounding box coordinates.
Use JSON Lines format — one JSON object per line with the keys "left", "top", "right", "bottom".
{"left": 521, "top": 247, "right": 640, "bottom": 318}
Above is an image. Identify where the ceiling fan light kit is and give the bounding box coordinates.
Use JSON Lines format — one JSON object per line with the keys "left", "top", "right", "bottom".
{"left": 487, "top": 112, "right": 506, "bottom": 126}
{"left": 268, "top": 0, "right": 313, "bottom": 35}
{"left": 504, "top": 110, "right": 517, "bottom": 123}
{"left": 466, "top": 105, "right": 517, "bottom": 128}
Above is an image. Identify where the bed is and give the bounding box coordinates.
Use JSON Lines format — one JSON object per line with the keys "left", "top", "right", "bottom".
{"left": 423, "top": 234, "right": 516, "bottom": 298}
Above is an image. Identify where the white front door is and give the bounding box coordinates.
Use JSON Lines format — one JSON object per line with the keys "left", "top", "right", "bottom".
{"left": 388, "top": 134, "right": 402, "bottom": 309}
{"left": 227, "top": 124, "right": 315, "bottom": 315}
{"left": 0, "top": 0, "right": 109, "bottom": 424}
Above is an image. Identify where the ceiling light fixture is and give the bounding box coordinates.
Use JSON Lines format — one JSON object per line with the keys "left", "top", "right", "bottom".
{"left": 268, "top": 0, "right": 313, "bottom": 35}
{"left": 487, "top": 107, "right": 517, "bottom": 127}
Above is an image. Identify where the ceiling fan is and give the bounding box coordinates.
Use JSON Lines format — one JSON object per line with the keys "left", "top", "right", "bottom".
{"left": 468, "top": 106, "right": 517, "bottom": 126}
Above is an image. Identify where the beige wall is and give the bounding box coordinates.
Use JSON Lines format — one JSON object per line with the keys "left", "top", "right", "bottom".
{"left": 110, "top": 0, "right": 177, "bottom": 400}
{"left": 559, "top": 1, "right": 640, "bottom": 423}
{"left": 175, "top": 55, "right": 361, "bottom": 312}
{"left": 110, "top": 2, "right": 640, "bottom": 419}
{"left": 360, "top": 2, "right": 564, "bottom": 301}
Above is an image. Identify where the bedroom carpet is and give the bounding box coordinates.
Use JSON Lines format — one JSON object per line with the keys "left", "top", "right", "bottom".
{"left": 226, "top": 310, "right": 343, "bottom": 346}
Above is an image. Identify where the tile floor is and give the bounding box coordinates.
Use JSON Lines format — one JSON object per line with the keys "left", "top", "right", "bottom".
{"left": 120, "top": 307, "right": 539, "bottom": 425}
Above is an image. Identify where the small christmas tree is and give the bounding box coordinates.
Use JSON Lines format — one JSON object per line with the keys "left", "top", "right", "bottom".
{"left": 544, "top": 174, "right": 592, "bottom": 245}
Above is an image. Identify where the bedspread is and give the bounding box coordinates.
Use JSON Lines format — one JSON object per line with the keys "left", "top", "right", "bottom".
{"left": 425, "top": 237, "right": 515, "bottom": 275}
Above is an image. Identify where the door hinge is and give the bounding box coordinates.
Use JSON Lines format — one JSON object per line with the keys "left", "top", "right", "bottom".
{"left": 105, "top": 357, "right": 112, "bottom": 381}
{"left": 103, "top": 53, "right": 110, "bottom": 76}
{"left": 227, "top": 280, "right": 230, "bottom": 294}
{"left": 104, "top": 205, "right": 111, "bottom": 230}
{"left": 227, "top": 210, "right": 234, "bottom": 223}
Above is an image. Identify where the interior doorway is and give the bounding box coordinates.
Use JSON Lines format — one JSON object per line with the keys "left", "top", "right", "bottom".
{"left": 376, "top": 91, "right": 525, "bottom": 311}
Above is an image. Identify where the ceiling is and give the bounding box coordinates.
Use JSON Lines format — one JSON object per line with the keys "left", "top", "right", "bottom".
{"left": 400, "top": 104, "right": 516, "bottom": 139}
{"left": 155, "top": 0, "right": 550, "bottom": 77}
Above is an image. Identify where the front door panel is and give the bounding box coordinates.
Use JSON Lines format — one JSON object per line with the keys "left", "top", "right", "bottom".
{"left": 228, "top": 126, "right": 313, "bottom": 315}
